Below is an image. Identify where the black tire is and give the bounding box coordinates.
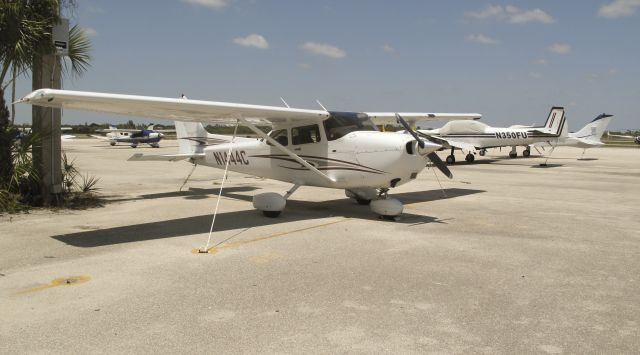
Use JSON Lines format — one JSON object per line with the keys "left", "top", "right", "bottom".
{"left": 465, "top": 153, "right": 475, "bottom": 163}
{"left": 523, "top": 149, "right": 531, "bottom": 157}
{"left": 262, "top": 210, "right": 281, "bottom": 218}
{"left": 479, "top": 150, "right": 486, "bottom": 156}
{"left": 356, "top": 198, "right": 371, "bottom": 205}
{"left": 446, "top": 155, "right": 455, "bottom": 164}
{"left": 509, "top": 152, "right": 517, "bottom": 158}
{"left": 110, "top": 142, "right": 116, "bottom": 146}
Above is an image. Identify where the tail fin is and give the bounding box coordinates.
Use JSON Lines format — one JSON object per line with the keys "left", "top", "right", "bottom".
{"left": 540, "top": 107, "right": 566, "bottom": 136}
{"left": 175, "top": 121, "right": 209, "bottom": 154}
{"left": 573, "top": 114, "right": 613, "bottom": 141}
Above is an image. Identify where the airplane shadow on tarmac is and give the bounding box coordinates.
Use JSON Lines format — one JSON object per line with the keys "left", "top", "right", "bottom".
{"left": 52, "top": 188, "right": 484, "bottom": 248}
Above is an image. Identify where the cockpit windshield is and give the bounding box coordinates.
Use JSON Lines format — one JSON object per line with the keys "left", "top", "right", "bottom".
{"left": 323, "top": 111, "right": 378, "bottom": 141}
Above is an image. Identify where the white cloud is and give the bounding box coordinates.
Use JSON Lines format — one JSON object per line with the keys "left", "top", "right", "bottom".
{"left": 598, "top": 0, "right": 640, "bottom": 18}
{"left": 181, "top": 0, "right": 227, "bottom": 10}
{"left": 548, "top": 43, "right": 571, "bottom": 54}
{"left": 529, "top": 72, "right": 542, "bottom": 79}
{"left": 83, "top": 27, "right": 97, "bottom": 37}
{"left": 466, "top": 5, "right": 555, "bottom": 24}
{"left": 298, "top": 63, "right": 312, "bottom": 70}
{"left": 382, "top": 44, "right": 395, "bottom": 53}
{"left": 300, "top": 42, "right": 346, "bottom": 59}
{"left": 534, "top": 59, "right": 548, "bottom": 65}
{"left": 233, "top": 34, "right": 269, "bottom": 49}
{"left": 465, "top": 33, "right": 499, "bottom": 45}
{"left": 466, "top": 4, "right": 503, "bottom": 19}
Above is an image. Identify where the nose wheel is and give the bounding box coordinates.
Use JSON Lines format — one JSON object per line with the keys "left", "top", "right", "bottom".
{"left": 465, "top": 153, "right": 475, "bottom": 163}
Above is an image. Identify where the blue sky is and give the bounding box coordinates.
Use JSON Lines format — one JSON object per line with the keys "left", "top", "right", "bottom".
{"left": 13, "top": 0, "right": 640, "bottom": 130}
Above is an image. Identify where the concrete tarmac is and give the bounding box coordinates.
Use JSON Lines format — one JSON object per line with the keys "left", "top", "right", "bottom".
{"left": 1, "top": 139, "right": 639, "bottom": 354}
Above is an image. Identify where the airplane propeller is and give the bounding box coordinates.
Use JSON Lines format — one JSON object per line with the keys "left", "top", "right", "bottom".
{"left": 395, "top": 113, "right": 452, "bottom": 179}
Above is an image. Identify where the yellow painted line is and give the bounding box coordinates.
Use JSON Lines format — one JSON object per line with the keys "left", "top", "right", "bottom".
{"left": 192, "top": 218, "right": 350, "bottom": 255}
{"left": 17, "top": 275, "right": 90, "bottom": 295}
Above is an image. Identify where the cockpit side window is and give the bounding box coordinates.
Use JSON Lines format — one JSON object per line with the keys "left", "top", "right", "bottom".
{"left": 292, "top": 124, "right": 321, "bottom": 145}
{"left": 267, "top": 129, "right": 288, "bottom": 146}
{"left": 323, "top": 112, "right": 378, "bottom": 141}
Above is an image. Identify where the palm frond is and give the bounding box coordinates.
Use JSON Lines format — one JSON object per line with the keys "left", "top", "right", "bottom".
{"left": 62, "top": 24, "right": 91, "bottom": 78}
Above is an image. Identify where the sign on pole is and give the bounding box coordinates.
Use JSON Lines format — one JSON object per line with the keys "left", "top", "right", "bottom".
{"left": 52, "top": 18, "right": 69, "bottom": 56}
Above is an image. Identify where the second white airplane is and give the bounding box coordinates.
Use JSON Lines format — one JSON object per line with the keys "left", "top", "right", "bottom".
{"left": 417, "top": 107, "right": 566, "bottom": 163}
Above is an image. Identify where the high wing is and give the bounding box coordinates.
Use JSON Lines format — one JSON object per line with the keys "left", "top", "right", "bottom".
{"left": 99, "top": 128, "right": 140, "bottom": 133}
{"left": 18, "top": 89, "right": 481, "bottom": 126}
{"left": 366, "top": 112, "right": 481, "bottom": 126}
{"left": 18, "top": 89, "right": 330, "bottom": 125}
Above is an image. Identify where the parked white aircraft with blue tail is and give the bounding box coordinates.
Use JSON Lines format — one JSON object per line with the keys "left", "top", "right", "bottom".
{"left": 533, "top": 113, "right": 614, "bottom": 157}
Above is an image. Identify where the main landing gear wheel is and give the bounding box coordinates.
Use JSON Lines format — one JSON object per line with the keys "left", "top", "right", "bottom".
{"left": 522, "top": 149, "right": 531, "bottom": 157}
{"left": 509, "top": 151, "right": 517, "bottom": 158}
{"left": 110, "top": 142, "right": 116, "bottom": 146}
{"left": 479, "top": 149, "right": 486, "bottom": 156}
{"left": 131, "top": 144, "right": 138, "bottom": 148}
{"left": 446, "top": 155, "right": 456, "bottom": 164}
{"left": 465, "top": 153, "right": 475, "bottom": 163}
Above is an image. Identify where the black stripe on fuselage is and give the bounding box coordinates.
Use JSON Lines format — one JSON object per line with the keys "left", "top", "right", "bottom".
{"left": 249, "top": 154, "right": 388, "bottom": 174}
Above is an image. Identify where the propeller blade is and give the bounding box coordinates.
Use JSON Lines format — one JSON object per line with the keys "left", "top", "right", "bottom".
{"left": 395, "top": 113, "right": 424, "bottom": 148}
{"left": 427, "top": 152, "right": 453, "bottom": 179}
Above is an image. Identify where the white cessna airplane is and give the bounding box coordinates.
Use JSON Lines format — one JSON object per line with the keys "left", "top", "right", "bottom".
{"left": 18, "top": 89, "right": 481, "bottom": 219}
{"left": 417, "top": 107, "right": 566, "bottom": 164}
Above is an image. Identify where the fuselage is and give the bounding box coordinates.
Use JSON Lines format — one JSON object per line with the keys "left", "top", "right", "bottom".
{"left": 195, "top": 131, "right": 434, "bottom": 190}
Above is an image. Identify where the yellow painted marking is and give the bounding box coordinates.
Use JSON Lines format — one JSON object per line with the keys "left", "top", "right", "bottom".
{"left": 193, "top": 218, "right": 349, "bottom": 255}
{"left": 17, "top": 275, "right": 90, "bottom": 295}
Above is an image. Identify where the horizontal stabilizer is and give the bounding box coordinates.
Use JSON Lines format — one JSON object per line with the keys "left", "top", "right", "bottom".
{"left": 128, "top": 153, "right": 205, "bottom": 162}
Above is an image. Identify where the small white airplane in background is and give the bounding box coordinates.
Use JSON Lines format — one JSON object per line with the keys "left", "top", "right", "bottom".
{"left": 18, "top": 88, "right": 481, "bottom": 219}
{"left": 533, "top": 113, "right": 614, "bottom": 156}
{"left": 417, "top": 107, "right": 566, "bottom": 164}
{"left": 91, "top": 125, "right": 174, "bottom": 148}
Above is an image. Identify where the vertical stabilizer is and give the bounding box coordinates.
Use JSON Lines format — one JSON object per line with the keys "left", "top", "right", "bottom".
{"left": 573, "top": 114, "right": 613, "bottom": 141}
{"left": 541, "top": 107, "right": 565, "bottom": 136}
{"left": 175, "top": 121, "right": 209, "bottom": 154}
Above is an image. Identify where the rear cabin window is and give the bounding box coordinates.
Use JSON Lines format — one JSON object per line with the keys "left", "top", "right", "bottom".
{"left": 292, "top": 124, "right": 321, "bottom": 145}
{"left": 268, "top": 129, "right": 288, "bottom": 146}
{"left": 323, "top": 113, "right": 377, "bottom": 141}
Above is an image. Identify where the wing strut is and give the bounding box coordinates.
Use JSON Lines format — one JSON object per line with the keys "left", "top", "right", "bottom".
{"left": 237, "top": 117, "right": 336, "bottom": 184}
